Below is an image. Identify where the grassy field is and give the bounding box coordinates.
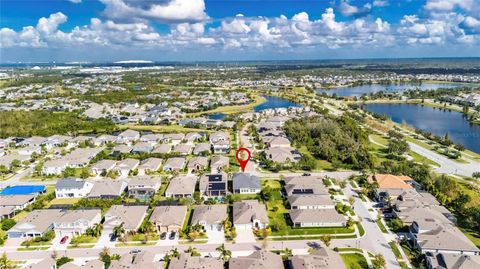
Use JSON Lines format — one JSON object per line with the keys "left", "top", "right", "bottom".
{"left": 47, "top": 198, "right": 80, "bottom": 206}
{"left": 340, "top": 253, "right": 369, "bottom": 269}
{"left": 188, "top": 94, "right": 266, "bottom": 116}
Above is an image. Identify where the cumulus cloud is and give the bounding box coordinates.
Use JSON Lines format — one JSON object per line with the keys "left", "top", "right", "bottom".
{"left": 68, "top": 0, "right": 82, "bottom": 3}
{"left": 338, "top": 0, "right": 371, "bottom": 17}
{"left": 1, "top": 5, "right": 478, "bottom": 57}
{"left": 424, "top": 0, "right": 475, "bottom": 12}
{"left": 373, "top": 0, "right": 389, "bottom": 7}
{"left": 99, "top": 0, "right": 209, "bottom": 23}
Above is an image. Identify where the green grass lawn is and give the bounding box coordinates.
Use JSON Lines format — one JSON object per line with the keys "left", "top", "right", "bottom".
{"left": 341, "top": 253, "right": 369, "bottom": 269}
{"left": 357, "top": 223, "right": 365, "bottom": 237}
{"left": 188, "top": 94, "right": 265, "bottom": 116}
{"left": 115, "top": 242, "right": 156, "bottom": 247}
{"left": 47, "top": 198, "right": 81, "bottom": 206}
{"left": 376, "top": 219, "right": 388, "bottom": 233}
{"left": 298, "top": 146, "right": 333, "bottom": 170}
{"left": 389, "top": 241, "right": 402, "bottom": 259}
{"left": 267, "top": 198, "right": 354, "bottom": 236}
{"left": 127, "top": 233, "right": 160, "bottom": 241}
{"left": 70, "top": 235, "right": 98, "bottom": 245}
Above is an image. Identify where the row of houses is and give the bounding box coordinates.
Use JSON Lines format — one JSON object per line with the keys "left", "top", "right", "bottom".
{"left": 368, "top": 174, "right": 479, "bottom": 261}
{"left": 256, "top": 118, "right": 301, "bottom": 164}
{"left": 284, "top": 176, "right": 346, "bottom": 228}
{"left": 28, "top": 247, "right": 347, "bottom": 269}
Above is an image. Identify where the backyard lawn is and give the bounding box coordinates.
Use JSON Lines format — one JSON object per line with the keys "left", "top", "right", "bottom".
{"left": 340, "top": 253, "right": 369, "bottom": 269}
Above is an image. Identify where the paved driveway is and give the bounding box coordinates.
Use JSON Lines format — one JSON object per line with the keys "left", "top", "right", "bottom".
{"left": 235, "top": 229, "right": 255, "bottom": 243}
{"left": 95, "top": 230, "right": 115, "bottom": 249}
{"left": 206, "top": 229, "right": 225, "bottom": 244}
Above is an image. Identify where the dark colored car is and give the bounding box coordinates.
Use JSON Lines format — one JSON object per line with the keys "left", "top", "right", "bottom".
{"left": 302, "top": 173, "right": 311, "bottom": 176}
{"left": 169, "top": 232, "right": 176, "bottom": 240}
{"left": 60, "top": 236, "right": 69, "bottom": 244}
{"left": 109, "top": 234, "right": 117, "bottom": 242}
{"left": 160, "top": 232, "right": 167, "bottom": 240}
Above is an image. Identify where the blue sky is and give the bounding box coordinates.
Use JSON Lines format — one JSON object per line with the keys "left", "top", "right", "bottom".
{"left": 1, "top": 0, "right": 479, "bottom": 62}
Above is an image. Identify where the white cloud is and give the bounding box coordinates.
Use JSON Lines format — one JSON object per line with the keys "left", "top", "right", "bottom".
{"left": 68, "top": 0, "right": 82, "bottom": 3}
{"left": 424, "top": 0, "right": 475, "bottom": 12}
{"left": 373, "top": 0, "right": 389, "bottom": 7}
{"left": 338, "top": 0, "right": 371, "bottom": 17}
{"left": 99, "top": 0, "right": 209, "bottom": 23}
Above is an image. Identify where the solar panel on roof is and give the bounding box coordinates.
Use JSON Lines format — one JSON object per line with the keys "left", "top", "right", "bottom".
{"left": 208, "top": 175, "right": 222, "bottom": 182}
{"left": 292, "top": 189, "right": 314, "bottom": 194}
{"left": 209, "top": 182, "right": 226, "bottom": 191}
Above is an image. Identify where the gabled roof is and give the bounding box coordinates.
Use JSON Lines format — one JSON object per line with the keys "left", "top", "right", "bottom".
{"left": 56, "top": 178, "right": 88, "bottom": 189}
{"left": 166, "top": 176, "right": 197, "bottom": 195}
{"left": 232, "top": 173, "right": 260, "bottom": 190}
{"left": 87, "top": 180, "right": 126, "bottom": 198}
{"left": 191, "top": 205, "right": 227, "bottom": 225}
{"left": 229, "top": 250, "right": 283, "bottom": 269}
{"left": 104, "top": 205, "right": 148, "bottom": 230}
{"left": 367, "top": 174, "right": 412, "bottom": 189}
{"left": 291, "top": 248, "right": 347, "bottom": 269}
{"left": 149, "top": 206, "right": 188, "bottom": 227}
{"left": 233, "top": 200, "right": 268, "bottom": 225}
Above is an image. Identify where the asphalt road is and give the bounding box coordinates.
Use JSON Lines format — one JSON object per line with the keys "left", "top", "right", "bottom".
{"left": 407, "top": 141, "right": 480, "bottom": 177}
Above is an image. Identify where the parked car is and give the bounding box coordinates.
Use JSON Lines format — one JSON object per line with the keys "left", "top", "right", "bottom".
{"left": 302, "top": 173, "right": 311, "bottom": 176}
{"left": 60, "top": 236, "right": 69, "bottom": 244}
{"left": 130, "top": 249, "right": 141, "bottom": 254}
{"left": 109, "top": 234, "right": 117, "bottom": 242}
{"left": 169, "top": 232, "right": 176, "bottom": 240}
{"left": 160, "top": 232, "right": 167, "bottom": 240}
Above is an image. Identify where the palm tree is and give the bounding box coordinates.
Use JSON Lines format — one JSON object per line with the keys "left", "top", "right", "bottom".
{"left": 51, "top": 250, "right": 58, "bottom": 261}
{"left": 319, "top": 234, "right": 332, "bottom": 248}
{"left": 0, "top": 252, "right": 14, "bottom": 269}
{"left": 100, "top": 247, "right": 110, "bottom": 259}
{"left": 373, "top": 254, "right": 386, "bottom": 269}
{"left": 216, "top": 244, "right": 232, "bottom": 262}
{"left": 185, "top": 246, "right": 200, "bottom": 257}
{"left": 112, "top": 223, "right": 125, "bottom": 238}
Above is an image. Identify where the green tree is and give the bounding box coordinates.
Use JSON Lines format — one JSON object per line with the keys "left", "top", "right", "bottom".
{"left": 56, "top": 256, "right": 73, "bottom": 268}
{"left": 216, "top": 244, "right": 232, "bottom": 262}
{"left": 319, "top": 234, "right": 332, "bottom": 248}
{"left": 112, "top": 223, "right": 125, "bottom": 238}
{"left": 373, "top": 254, "right": 386, "bottom": 269}
{"left": 0, "top": 252, "right": 14, "bottom": 269}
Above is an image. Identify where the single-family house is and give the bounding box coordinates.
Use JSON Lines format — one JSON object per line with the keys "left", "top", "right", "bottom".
{"left": 209, "top": 131, "right": 230, "bottom": 154}
{"left": 187, "top": 156, "right": 209, "bottom": 173}
{"left": 163, "top": 157, "right": 186, "bottom": 172}
{"left": 55, "top": 178, "right": 94, "bottom": 198}
{"left": 103, "top": 205, "right": 149, "bottom": 232}
{"left": 7, "top": 209, "right": 63, "bottom": 238}
{"left": 425, "top": 252, "right": 480, "bottom": 269}
{"left": 127, "top": 176, "right": 161, "bottom": 200}
{"left": 53, "top": 209, "right": 102, "bottom": 237}
{"left": 193, "top": 143, "right": 211, "bottom": 155}
{"left": 287, "top": 195, "right": 335, "bottom": 210}
{"left": 90, "top": 159, "right": 117, "bottom": 176}
{"left": 210, "top": 156, "right": 229, "bottom": 173}
{"left": 191, "top": 205, "right": 228, "bottom": 231}
{"left": 199, "top": 173, "right": 228, "bottom": 197}
{"left": 233, "top": 200, "right": 269, "bottom": 230}
{"left": 169, "top": 254, "right": 223, "bottom": 269}
{"left": 87, "top": 180, "right": 127, "bottom": 199}
{"left": 291, "top": 248, "right": 347, "bottom": 269}
{"left": 165, "top": 176, "right": 197, "bottom": 198}
{"left": 367, "top": 174, "right": 413, "bottom": 202}
{"left": 113, "top": 158, "right": 140, "bottom": 178}
{"left": 229, "top": 250, "right": 283, "bottom": 269}
{"left": 152, "top": 144, "right": 172, "bottom": 154}
{"left": 173, "top": 143, "right": 193, "bottom": 155}
{"left": 131, "top": 142, "right": 154, "bottom": 154}
{"left": 232, "top": 173, "right": 261, "bottom": 194}
{"left": 138, "top": 158, "right": 162, "bottom": 175}
{"left": 288, "top": 209, "right": 346, "bottom": 227}
{"left": 149, "top": 206, "right": 188, "bottom": 233}
{"left": 110, "top": 250, "right": 162, "bottom": 269}
{"left": 116, "top": 129, "right": 140, "bottom": 144}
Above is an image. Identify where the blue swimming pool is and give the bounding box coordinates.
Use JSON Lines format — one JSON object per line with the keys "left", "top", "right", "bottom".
{"left": 0, "top": 185, "right": 46, "bottom": 195}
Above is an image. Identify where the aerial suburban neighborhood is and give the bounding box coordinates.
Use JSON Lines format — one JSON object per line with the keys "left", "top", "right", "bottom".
{"left": 1, "top": 1, "right": 480, "bottom": 268}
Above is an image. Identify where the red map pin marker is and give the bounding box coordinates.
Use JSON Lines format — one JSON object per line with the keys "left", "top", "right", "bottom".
{"left": 235, "top": 147, "right": 251, "bottom": 172}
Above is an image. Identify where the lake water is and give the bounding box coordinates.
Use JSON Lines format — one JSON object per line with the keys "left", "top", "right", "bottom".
{"left": 364, "top": 103, "right": 480, "bottom": 153}
{"left": 254, "top": 96, "right": 302, "bottom": 112}
{"left": 317, "top": 82, "right": 473, "bottom": 97}
{"left": 208, "top": 113, "right": 227, "bottom": 120}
